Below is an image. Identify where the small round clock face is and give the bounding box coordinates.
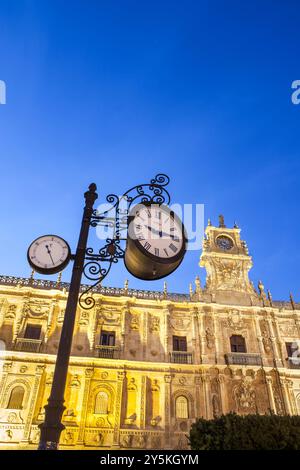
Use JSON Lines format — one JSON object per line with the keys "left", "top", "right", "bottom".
{"left": 130, "top": 204, "right": 185, "bottom": 261}
{"left": 216, "top": 235, "right": 233, "bottom": 251}
{"left": 27, "top": 235, "right": 71, "bottom": 275}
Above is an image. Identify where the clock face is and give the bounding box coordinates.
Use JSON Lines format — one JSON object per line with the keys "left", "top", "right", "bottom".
{"left": 130, "top": 204, "right": 185, "bottom": 262}
{"left": 27, "top": 235, "right": 71, "bottom": 275}
{"left": 216, "top": 235, "right": 233, "bottom": 251}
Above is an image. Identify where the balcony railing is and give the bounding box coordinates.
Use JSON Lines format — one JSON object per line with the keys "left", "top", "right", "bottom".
{"left": 96, "top": 345, "right": 121, "bottom": 359}
{"left": 15, "top": 338, "right": 42, "bottom": 353}
{"left": 170, "top": 351, "right": 193, "bottom": 364}
{"left": 288, "top": 357, "right": 300, "bottom": 369}
{"left": 225, "top": 353, "right": 262, "bottom": 366}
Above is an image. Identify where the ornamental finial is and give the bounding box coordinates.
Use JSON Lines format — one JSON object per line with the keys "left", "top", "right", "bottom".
{"left": 195, "top": 275, "right": 201, "bottom": 293}
{"left": 290, "top": 292, "right": 295, "bottom": 310}
{"left": 267, "top": 289, "right": 273, "bottom": 307}
{"left": 219, "top": 214, "right": 225, "bottom": 228}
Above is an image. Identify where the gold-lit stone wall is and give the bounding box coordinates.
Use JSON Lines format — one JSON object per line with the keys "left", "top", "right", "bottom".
{"left": 0, "top": 220, "right": 300, "bottom": 449}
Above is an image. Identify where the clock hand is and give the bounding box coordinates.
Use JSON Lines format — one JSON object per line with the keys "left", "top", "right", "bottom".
{"left": 145, "top": 225, "right": 178, "bottom": 239}
{"left": 145, "top": 225, "right": 160, "bottom": 236}
{"left": 45, "top": 244, "right": 55, "bottom": 265}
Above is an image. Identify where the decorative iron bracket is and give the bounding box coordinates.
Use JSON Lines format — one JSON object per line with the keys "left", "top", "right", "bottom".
{"left": 79, "top": 174, "right": 170, "bottom": 309}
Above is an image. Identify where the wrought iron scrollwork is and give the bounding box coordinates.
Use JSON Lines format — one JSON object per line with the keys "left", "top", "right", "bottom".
{"left": 79, "top": 173, "right": 170, "bottom": 309}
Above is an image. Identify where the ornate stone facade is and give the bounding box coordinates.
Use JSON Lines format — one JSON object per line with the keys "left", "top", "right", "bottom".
{"left": 0, "top": 219, "right": 299, "bottom": 449}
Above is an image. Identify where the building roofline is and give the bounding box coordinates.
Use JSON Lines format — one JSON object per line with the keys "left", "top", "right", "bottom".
{"left": 0, "top": 275, "right": 297, "bottom": 310}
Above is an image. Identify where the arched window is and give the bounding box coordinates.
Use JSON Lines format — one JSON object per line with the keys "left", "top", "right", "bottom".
{"left": 230, "top": 335, "right": 246, "bottom": 353}
{"left": 176, "top": 395, "right": 189, "bottom": 419}
{"left": 94, "top": 391, "right": 109, "bottom": 414}
{"left": 7, "top": 386, "right": 25, "bottom": 409}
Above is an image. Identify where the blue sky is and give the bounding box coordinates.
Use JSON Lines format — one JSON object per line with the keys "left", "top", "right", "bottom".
{"left": 0, "top": 0, "right": 299, "bottom": 300}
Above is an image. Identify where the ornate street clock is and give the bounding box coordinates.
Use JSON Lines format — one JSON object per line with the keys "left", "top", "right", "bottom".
{"left": 27, "top": 235, "right": 71, "bottom": 275}
{"left": 124, "top": 203, "right": 187, "bottom": 280}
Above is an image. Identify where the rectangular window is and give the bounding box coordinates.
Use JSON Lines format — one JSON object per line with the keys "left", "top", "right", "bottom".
{"left": 100, "top": 331, "right": 115, "bottom": 346}
{"left": 230, "top": 335, "right": 246, "bottom": 353}
{"left": 173, "top": 336, "right": 187, "bottom": 352}
{"left": 24, "top": 324, "right": 42, "bottom": 340}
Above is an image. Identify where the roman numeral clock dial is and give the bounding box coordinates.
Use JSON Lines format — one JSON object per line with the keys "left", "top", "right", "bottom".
{"left": 124, "top": 203, "right": 187, "bottom": 280}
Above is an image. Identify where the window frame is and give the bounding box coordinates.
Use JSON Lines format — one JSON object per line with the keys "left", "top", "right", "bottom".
{"left": 173, "top": 335, "right": 187, "bottom": 352}
{"left": 230, "top": 334, "right": 246, "bottom": 353}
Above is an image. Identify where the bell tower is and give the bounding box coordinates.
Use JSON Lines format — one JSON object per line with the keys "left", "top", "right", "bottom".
{"left": 200, "top": 215, "right": 257, "bottom": 305}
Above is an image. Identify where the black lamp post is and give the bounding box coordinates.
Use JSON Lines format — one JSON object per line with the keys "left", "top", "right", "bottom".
{"left": 38, "top": 184, "right": 98, "bottom": 449}
{"left": 29, "top": 174, "right": 183, "bottom": 450}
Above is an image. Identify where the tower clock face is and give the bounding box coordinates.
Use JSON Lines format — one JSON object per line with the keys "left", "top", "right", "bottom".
{"left": 27, "top": 235, "right": 71, "bottom": 275}
{"left": 132, "top": 204, "right": 184, "bottom": 260}
{"left": 125, "top": 203, "right": 187, "bottom": 280}
{"left": 216, "top": 235, "right": 233, "bottom": 251}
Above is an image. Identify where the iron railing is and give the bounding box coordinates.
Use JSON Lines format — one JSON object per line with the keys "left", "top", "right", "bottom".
{"left": 170, "top": 351, "right": 193, "bottom": 364}
{"left": 225, "top": 353, "right": 262, "bottom": 366}
{"left": 95, "top": 345, "right": 121, "bottom": 359}
{"left": 14, "top": 338, "right": 42, "bottom": 353}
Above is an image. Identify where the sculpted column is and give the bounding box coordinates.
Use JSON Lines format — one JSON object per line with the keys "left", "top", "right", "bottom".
{"left": 45, "top": 300, "right": 57, "bottom": 344}
{"left": 23, "top": 365, "right": 45, "bottom": 442}
{"left": 286, "top": 379, "right": 297, "bottom": 415}
{"left": 254, "top": 317, "right": 265, "bottom": 360}
{"left": 112, "top": 371, "right": 126, "bottom": 448}
{"left": 218, "top": 374, "right": 228, "bottom": 414}
{"left": 267, "top": 316, "right": 282, "bottom": 367}
{"left": 120, "top": 305, "right": 128, "bottom": 359}
{"left": 0, "top": 362, "right": 12, "bottom": 402}
{"left": 280, "top": 378, "right": 292, "bottom": 415}
{"left": 199, "top": 312, "right": 207, "bottom": 364}
{"left": 77, "top": 368, "right": 94, "bottom": 445}
{"left": 139, "top": 376, "right": 147, "bottom": 429}
{"left": 164, "top": 374, "right": 172, "bottom": 449}
{"left": 163, "top": 308, "right": 170, "bottom": 362}
{"left": 191, "top": 308, "right": 200, "bottom": 365}
{"left": 265, "top": 376, "right": 276, "bottom": 413}
{"left": 194, "top": 376, "right": 202, "bottom": 417}
{"left": 201, "top": 373, "right": 211, "bottom": 419}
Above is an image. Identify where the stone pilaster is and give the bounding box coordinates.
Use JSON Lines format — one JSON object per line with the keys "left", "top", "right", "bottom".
{"left": 112, "top": 371, "right": 125, "bottom": 448}
{"left": 201, "top": 373, "right": 211, "bottom": 419}
{"left": 139, "top": 375, "right": 147, "bottom": 429}
{"left": 265, "top": 376, "right": 276, "bottom": 413}
{"left": 77, "top": 368, "right": 94, "bottom": 444}
{"left": 268, "top": 316, "right": 282, "bottom": 366}
{"left": 199, "top": 312, "right": 208, "bottom": 364}
{"left": 22, "top": 364, "right": 45, "bottom": 442}
{"left": 164, "top": 374, "right": 172, "bottom": 449}
{"left": 0, "top": 362, "right": 12, "bottom": 404}
{"left": 163, "top": 309, "right": 170, "bottom": 363}
{"left": 280, "top": 378, "right": 292, "bottom": 414}
{"left": 218, "top": 374, "right": 228, "bottom": 414}
{"left": 194, "top": 375, "right": 202, "bottom": 417}
{"left": 254, "top": 317, "right": 265, "bottom": 361}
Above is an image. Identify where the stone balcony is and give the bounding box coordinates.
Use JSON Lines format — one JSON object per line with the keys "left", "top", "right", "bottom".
{"left": 95, "top": 345, "right": 121, "bottom": 359}
{"left": 225, "top": 352, "right": 262, "bottom": 366}
{"left": 14, "top": 338, "right": 42, "bottom": 353}
{"left": 170, "top": 351, "right": 193, "bottom": 364}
